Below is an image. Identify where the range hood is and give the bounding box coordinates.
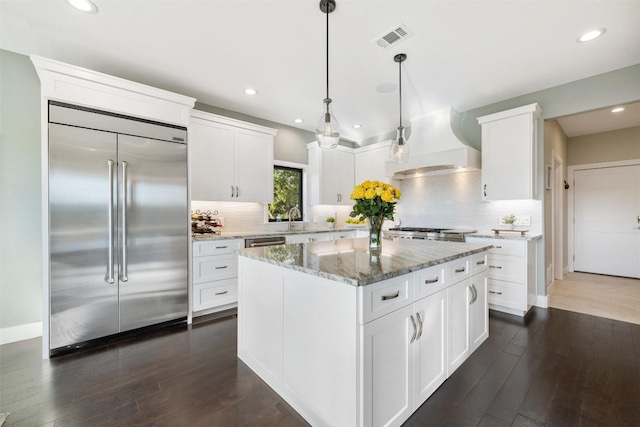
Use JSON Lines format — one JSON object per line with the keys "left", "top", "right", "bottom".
{"left": 385, "top": 108, "right": 481, "bottom": 179}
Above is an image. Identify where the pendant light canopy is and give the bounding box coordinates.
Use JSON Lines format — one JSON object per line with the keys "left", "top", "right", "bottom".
{"left": 390, "top": 53, "right": 410, "bottom": 163}
{"left": 316, "top": 0, "right": 341, "bottom": 149}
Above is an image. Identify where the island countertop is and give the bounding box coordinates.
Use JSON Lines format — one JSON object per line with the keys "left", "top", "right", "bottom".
{"left": 236, "top": 237, "right": 493, "bottom": 286}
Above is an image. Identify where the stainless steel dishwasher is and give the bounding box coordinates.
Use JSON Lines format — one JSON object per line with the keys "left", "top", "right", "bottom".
{"left": 244, "top": 236, "right": 287, "bottom": 248}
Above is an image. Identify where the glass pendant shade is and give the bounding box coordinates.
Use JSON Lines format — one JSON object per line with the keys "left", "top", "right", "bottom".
{"left": 390, "top": 126, "right": 410, "bottom": 163}
{"left": 316, "top": 98, "right": 340, "bottom": 149}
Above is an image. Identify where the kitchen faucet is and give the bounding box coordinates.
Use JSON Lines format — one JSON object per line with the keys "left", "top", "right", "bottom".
{"left": 288, "top": 205, "right": 302, "bottom": 231}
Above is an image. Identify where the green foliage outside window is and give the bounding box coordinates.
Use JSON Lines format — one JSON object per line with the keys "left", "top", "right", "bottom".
{"left": 269, "top": 166, "right": 303, "bottom": 221}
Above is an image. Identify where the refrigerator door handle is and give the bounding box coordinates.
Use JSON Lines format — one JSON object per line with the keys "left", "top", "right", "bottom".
{"left": 106, "top": 159, "right": 115, "bottom": 284}
{"left": 121, "top": 160, "right": 129, "bottom": 282}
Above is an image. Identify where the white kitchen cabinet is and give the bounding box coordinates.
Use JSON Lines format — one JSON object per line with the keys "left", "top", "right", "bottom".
{"left": 192, "top": 239, "right": 244, "bottom": 315}
{"left": 477, "top": 104, "right": 541, "bottom": 200}
{"left": 466, "top": 237, "right": 536, "bottom": 316}
{"left": 469, "top": 269, "right": 488, "bottom": 352}
{"left": 307, "top": 143, "right": 355, "bottom": 205}
{"left": 285, "top": 232, "right": 332, "bottom": 244}
{"left": 332, "top": 230, "right": 357, "bottom": 240}
{"left": 447, "top": 278, "right": 471, "bottom": 375}
{"left": 190, "top": 110, "right": 277, "bottom": 203}
{"left": 355, "top": 141, "right": 392, "bottom": 185}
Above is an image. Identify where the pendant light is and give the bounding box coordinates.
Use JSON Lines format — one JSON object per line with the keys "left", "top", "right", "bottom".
{"left": 390, "top": 53, "right": 410, "bottom": 163}
{"left": 316, "top": 0, "right": 341, "bottom": 149}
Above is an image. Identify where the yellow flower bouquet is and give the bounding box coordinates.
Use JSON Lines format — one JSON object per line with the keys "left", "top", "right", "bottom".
{"left": 349, "top": 180, "right": 401, "bottom": 248}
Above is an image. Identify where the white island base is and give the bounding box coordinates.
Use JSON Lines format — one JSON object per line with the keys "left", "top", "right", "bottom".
{"left": 237, "top": 240, "right": 490, "bottom": 427}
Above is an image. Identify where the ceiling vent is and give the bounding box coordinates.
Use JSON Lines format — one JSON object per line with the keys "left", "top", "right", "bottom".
{"left": 374, "top": 24, "right": 413, "bottom": 49}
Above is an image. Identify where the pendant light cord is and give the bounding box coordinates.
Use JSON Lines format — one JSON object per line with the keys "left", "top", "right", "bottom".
{"left": 398, "top": 58, "right": 402, "bottom": 128}
{"left": 326, "top": 7, "right": 330, "bottom": 100}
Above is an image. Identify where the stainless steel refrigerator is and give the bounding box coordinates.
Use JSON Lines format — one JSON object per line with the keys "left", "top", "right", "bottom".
{"left": 48, "top": 102, "right": 188, "bottom": 354}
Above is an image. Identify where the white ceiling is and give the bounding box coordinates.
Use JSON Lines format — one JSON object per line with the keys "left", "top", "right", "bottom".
{"left": 556, "top": 101, "right": 640, "bottom": 138}
{"left": 1, "top": 1, "right": 639, "bottom": 142}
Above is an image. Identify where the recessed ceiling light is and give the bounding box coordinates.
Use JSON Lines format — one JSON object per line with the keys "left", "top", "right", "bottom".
{"left": 244, "top": 88, "right": 258, "bottom": 95}
{"left": 294, "top": 118, "right": 304, "bottom": 124}
{"left": 611, "top": 107, "right": 625, "bottom": 113}
{"left": 577, "top": 28, "right": 606, "bottom": 43}
{"left": 352, "top": 124, "right": 362, "bottom": 129}
{"left": 68, "top": 0, "right": 98, "bottom": 13}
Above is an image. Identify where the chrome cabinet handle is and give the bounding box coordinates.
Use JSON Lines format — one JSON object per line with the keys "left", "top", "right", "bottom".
{"left": 214, "top": 266, "right": 228, "bottom": 270}
{"left": 235, "top": 186, "right": 239, "bottom": 198}
{"left": 489, "top": 290, "right": 502, "bottom": 295}
{"left": 214, "top": 246, "right": 228, "bottom": 249}
{"left": 476, "top": 260, "right": 486, "bottom": 265}
{"left": 455, "top": 267, "right": 466, "bottom": 273}
{"left": 425, "top": 277, "right": 439, "bottom": 284}
{"left": 121, "top": 161, "right": 128, "bottom": 282}
{"left": 106, "top": 159, "right": 115, "bottom": 284}
{"left": 231, "top": 185, "right": 234, "bottom": 198}
{"left": 381, "top": 291, "right": 400, "bottom": 301}
{"left": 215, "top": 291, "right": 228, "bottom": 295}
{"left": 495, "top": 245, "right": 502, "bottom": 249}
{"left": 416, "top": 312, "right": 424, "bottom": 340}
{"left": 489, "top": 265, "right": 502, "bottom": 269}
{"left": 410, "top": 315, "right": 417, "bottom": 344}
{"left": 483, "top": 184, "right": 487, "bottom": 197}
{"left": 471, "top": 284, "right": 478, "bottom": 304}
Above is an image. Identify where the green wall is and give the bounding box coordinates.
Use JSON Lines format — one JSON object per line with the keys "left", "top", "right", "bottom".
{"left": 0, "top": 49, "right": 42, "bottom": 329}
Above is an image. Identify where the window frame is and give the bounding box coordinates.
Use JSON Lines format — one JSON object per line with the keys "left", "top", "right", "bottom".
{"left": 266, "top": 160, "right": 307, "bottom": 223}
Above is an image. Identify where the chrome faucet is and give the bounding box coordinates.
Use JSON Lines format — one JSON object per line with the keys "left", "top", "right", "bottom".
{"left": 288, "top": 205, "right": 302, "bottom": 231}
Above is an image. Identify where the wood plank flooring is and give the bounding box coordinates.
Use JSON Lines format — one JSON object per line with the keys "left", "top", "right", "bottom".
{"left": 1, "top": 308, "right": 639, "bottom": 426}
{"left": 549, "top": 272, "right": 640, "bottom": 325}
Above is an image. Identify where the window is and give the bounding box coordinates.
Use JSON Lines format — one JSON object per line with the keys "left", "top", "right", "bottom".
{"left": 268, "top": 165, "right": 303, "bottom": 222}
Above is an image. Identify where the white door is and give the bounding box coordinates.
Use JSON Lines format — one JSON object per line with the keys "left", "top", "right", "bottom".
{"left": 574, "top": 165, "right": 640, "bottom": 278}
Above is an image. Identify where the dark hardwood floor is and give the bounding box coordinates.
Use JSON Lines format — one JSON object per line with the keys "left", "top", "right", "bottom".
{"left": 1, "top": 307, "right": 639, "bottom": 426}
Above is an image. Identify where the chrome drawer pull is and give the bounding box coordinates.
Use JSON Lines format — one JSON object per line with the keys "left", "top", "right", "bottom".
{"left": 381, "top": 291, "right": 400, "bottom": 301}
{"left": 409, "top": 315, "right": 417, "bottom": 344}
{"left": 214, "top": 266, "right": 228, "bottom": 270}
{"left": 489, "top": 265, "right": 503, "bottom": 269}
{"left": 495, "top": 245, "right": 502, "bottom": 248}
{"left": 416, "top": 312, "right": 424, "bottom": 340}
{"left": 214, "top": 246, "right": 228, "bottom": 249}
{"left": 489, "top": 290, "right": 503, "bottom": 295}
{"left": 454, "top": 267, "right": 466, "bottom": 273}
{"left": 425, "top": 277, "right": 439, "bottom": 284}
{"left": 476, "top": 260, "right": 486, "bottom": 265}
{"left": 215, "top": 291, "right": 228, "bottom": 295}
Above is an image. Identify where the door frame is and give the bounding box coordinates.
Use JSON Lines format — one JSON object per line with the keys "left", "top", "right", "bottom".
{"left": 551, "top": 151, "right": 564, "bottom": 280}
{"left": 567, "top": 158, "right": 640, "bottom": 273}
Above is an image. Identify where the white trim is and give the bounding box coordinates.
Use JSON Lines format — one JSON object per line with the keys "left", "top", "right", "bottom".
{"left": 477, "top": 103, "right": 541, "bottom": 124}
{"left": 265, "top": 161, "right": 309, "bottom": 224}
{"left": 552, "top": 151, "right": 564, "bottom": 281}
{"left": 354, "top": 139, "right": 393, "bottom": 152}
{"left": 0, "top": 322, "right": 43, "bottom": 345}
{"left": 191, "top": 110, "right": 277, "bottom": 136}
{"left": 567, "top": 158, "right": 640, "bottom": 273}
{"left": 534, "top": 295, "right": 548, "bottom": 308}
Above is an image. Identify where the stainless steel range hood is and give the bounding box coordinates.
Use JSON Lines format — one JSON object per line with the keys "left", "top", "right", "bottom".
{"left": 385, "top": 108, "right": 480, "bottom": 179}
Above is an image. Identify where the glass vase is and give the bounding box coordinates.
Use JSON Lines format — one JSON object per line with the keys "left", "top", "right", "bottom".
{"left": 368, "top": 215, "right": 384, "bottom": 249}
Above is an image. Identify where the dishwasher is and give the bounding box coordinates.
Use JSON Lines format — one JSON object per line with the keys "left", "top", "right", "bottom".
{"left": 244, "top": 236, "right": 286, "bottom": 248}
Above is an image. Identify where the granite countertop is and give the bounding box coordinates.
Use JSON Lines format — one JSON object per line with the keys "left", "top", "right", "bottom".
{"left": 192, "top": 227, "right": 365, "bottom": 241}
{"left": 236, "top": 238, "right": 493, "bottom": 287}
{"left": 467, "top": 231, "right": 542, "bottom": 241}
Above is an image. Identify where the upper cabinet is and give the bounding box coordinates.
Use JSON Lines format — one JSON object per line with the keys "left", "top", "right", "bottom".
{"left": 354, "top": 141, "right": 392, "bottom": 185}
{"left": 477, "top": 104, "right": 541, "bottom": 200}
{"left": 190, "top": 110, "right": 277, "bottom": 203}
{"left": 307, "top": 143, "right": 355, "bottom": 206}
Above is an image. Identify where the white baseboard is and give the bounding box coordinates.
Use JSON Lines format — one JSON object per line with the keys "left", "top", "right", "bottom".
{"left": 535, "top": 295, "right": 548, "bottom": 308}
{"left": 0, "top": 321, "right": 43, "bottom": 345}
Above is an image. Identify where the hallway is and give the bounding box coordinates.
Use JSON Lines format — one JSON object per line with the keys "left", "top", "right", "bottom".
{"left": 549, "top": 271, "right": 640, "bottom": 325}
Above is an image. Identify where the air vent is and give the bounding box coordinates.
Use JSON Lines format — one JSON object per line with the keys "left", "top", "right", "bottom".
{"left": 374, "top": 24, "right": 413, "bottom": 49}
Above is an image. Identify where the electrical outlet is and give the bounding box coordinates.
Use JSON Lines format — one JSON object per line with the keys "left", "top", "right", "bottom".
{"left": 515, "top": 215, "right": 530, "bottom": 226}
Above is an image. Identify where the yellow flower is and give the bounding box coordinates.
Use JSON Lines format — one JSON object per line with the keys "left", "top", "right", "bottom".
{"left": 361, "top": 180, "right": 372, "bottom": 189}
{"left": 375, "top": 186, "right": 384, "bottom": 196}
{"left": 364, "top": 188, "right": 376, "bottom": 199}
{"left": 394, "top": 188, "right": 402, "bottom": 199}
{"left": 381, "top": 190, "right": 394, "bottom": 203}
{"left": 351, "top": 185, "right": 365, "bottom": 199}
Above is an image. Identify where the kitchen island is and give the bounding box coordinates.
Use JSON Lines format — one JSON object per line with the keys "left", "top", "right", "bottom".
{"left": 236, "top": 238, "right": 492, "bottom": 427}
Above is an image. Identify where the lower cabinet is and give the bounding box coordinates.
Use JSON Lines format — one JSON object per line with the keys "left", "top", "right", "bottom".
{"left": 192, "top": 239, "right": 244, "bottom": 315}
{"left": 238, "top": 251, "right": 488, "bottom": 427}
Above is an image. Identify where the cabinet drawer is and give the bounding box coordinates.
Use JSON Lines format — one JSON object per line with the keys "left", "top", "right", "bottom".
{"left": 487, "top": 240, "right": 524, "bottom": 257}
{"left": 193, "top": 254, "right": 238, "bottom": 284}
{"left": 487, "top": 254, "right": 524, "bottom": 283}
{"left": 471, "top": 252, "right": 488, "bottom": 275}
{"left": 414, "top": 264, "right": 448, "bottom": 300}
{"left": 332, "top": 231, "right": 356, "bottom": 240}
{"left": 487, "top": 280, "right": 525, "bottom": 310}
{"left": 193, "top": 279, "right": 238, "bottom": 312}
{"left": 448, "top": 256, "right": 470, "bottom": 284}
{"left": 193, "top": 239, "right": 244, "bottom": 257}
{"left": 360, "top": 273, "right": 413, "bottom": 324}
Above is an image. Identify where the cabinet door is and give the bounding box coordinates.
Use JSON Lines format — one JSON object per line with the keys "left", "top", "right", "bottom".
{"left": 414, "top": 290, "right": 447, "bottom": 407}
{"left": 363, "top": 304, "right": 415, "bottom": 427}
{"left": 189, "top": 119, "right": 235, "bottom": 201}
{"left": 481, "top": 113, "right": 535, "bottom": 200}
{"left": 355, "top": 149, "right": 374, "bottom": 185}
{"left": 336, "top": 150, "right": 355, "bottom": 205}
{"left": 469, "top": 272, "right": 488, "bottom": 352}
{"left": 234, "top": 128, "right": 273, "bottom": 203}
{"left": 372, "top": 146, "right": 391, "bottom": 183}
{"left": 320, "top": 149, "right": 340, "bottom": 204}
{"left": 447, "top": 278, "right": 471, "bottom": 375}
